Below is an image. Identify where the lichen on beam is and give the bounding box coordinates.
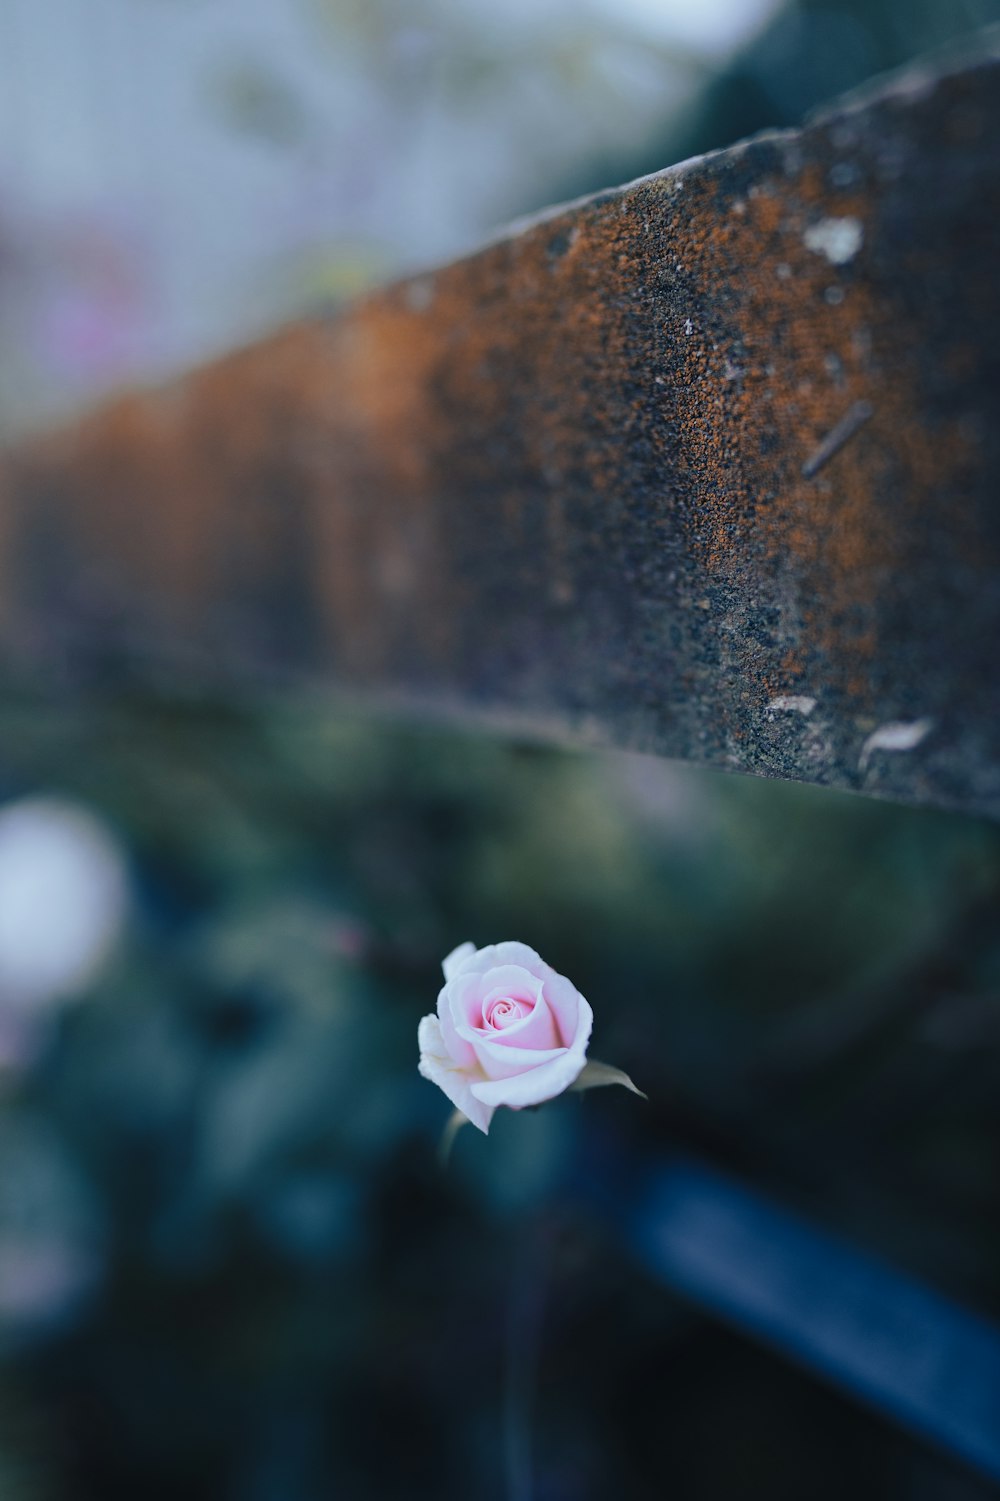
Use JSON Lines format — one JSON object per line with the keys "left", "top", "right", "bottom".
{"left": 1, "top": 41, "right": 999, "bottom": 817}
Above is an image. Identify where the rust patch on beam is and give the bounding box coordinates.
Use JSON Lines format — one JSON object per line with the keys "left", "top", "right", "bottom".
{"left": 1, "top": 45, "right": 999, "bottom": 816}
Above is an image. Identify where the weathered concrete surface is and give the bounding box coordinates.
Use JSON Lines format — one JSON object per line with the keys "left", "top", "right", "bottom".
{"left": 1, "top": 42, "right": 999, "bottom": 815}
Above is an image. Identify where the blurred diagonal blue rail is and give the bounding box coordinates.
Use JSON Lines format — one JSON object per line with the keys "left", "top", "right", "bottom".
{"left": 627, "top": 1157, "right": 1000, "bottom": 1481}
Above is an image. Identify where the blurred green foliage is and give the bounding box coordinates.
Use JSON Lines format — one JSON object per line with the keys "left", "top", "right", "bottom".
{"left": 0, "top": 694, "right": 997, "bottom": 1498}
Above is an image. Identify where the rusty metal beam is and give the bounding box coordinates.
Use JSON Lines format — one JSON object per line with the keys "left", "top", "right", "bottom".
{"left": 1, "top": 42, "right": 999, "bottom": 815}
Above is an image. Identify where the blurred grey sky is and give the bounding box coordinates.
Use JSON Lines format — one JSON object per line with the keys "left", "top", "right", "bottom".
{"left": 0, "top": 0, "right": 778, "bottom": 431}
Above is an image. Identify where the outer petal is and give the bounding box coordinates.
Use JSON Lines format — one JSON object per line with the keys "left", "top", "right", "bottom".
{"left": 442, "top": 941, "right": 477, "bottom": 983}
{"left": 438, "top": 977, "right": 480, "bottom": 1067}
{"left": 417, "top": 1014, "right": 494, "bottom": 1133}
{"left": 472, "top": 1038, "right": 568, "bottom": 1081}
{"left": 478, "top": 966, "right": 545, "bottom": 1007}
{"left": 453, "top": 941, "right": 546, "bottom": 980}
{"left": 540, "top": 970, "right": 585, "bottom": 1047}
{"left": 469, "top": 1049, "right": 587, "bottom": 1109}
{"left": 564, "top": 991, "right": 593, "bottom": 1059}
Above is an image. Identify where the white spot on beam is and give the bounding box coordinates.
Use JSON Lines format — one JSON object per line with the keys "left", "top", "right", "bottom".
{"left": 858, "top": 718, "right": 934, "bottom": 774}
{"left": 767, "top": 695, "right": 817, "bottom": 715}
{"left": 803, "top": 216, "right": 864, "bottom": 265}
{"left": 404, "top": 277, "right": 435, "bottom": 313}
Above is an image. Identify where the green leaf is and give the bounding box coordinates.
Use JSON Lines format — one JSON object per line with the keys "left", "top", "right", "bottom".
{"left": 569, "top": 1060, "right": 647, "bottom": 1100}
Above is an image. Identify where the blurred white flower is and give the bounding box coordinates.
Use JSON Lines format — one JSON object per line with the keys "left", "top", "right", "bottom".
{"left": 0, "top": 796, "right": 127, "bottom": 1015}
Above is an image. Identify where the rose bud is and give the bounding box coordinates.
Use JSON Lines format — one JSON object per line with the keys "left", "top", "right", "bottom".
{"left": 418, "top": 940, "right": 643, "bottom": 1136}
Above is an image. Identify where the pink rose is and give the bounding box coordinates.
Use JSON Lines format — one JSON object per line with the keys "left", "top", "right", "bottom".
{"left": 417, "top": 940, "right": 595, "bottom": 1134}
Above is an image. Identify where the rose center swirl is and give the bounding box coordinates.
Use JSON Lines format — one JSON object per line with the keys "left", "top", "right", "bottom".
{"left": 483, "top": 994, "right": 530, "bottom": 1030}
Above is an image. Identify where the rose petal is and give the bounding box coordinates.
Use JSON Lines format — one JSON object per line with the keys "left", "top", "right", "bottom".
{"left": 480, "top": 966, "right": 540, "bottom": 1002}
{"left": 556, "top": 990, "right": 593, "bottom": 1057}
{"left": 438, "top": 972, "right": 480, "bottom": 1068}
{"left": 452, "top": 941, "right": 547, "bottom": 980}
{"left": 442, "top": 941, "right": 477, "bottom": 983}
{"left": 480, "top": 966, "right": 545, "bottom": 1008}
{"left": 417, "top": 1014, "right": 494, "bottom": 1134}
{"left": 469, "top": 1048, "right": 588, "bottom": 1108}
{"left": 437, "top": 987, "right": 478, "bottom": 1068}
{"left": 450, "top": 966, "right": 543, "bottom": 1041}
{"left": 446, "top": 971, "right": 490, "bottom": 1033}
{"left": 472, "top": 1033, "right": 569, "bottom": 1080}
{"left": 483, "top": 996, "right": 528, "bottom": 1029}
{"left": 482, "top": 986, "right": 559, "bottom": 1050}
{"left": 540, "top": 970, "right": 584, "bottom": 1047}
